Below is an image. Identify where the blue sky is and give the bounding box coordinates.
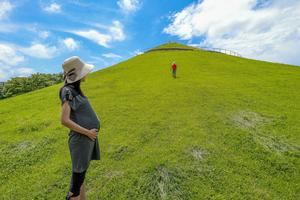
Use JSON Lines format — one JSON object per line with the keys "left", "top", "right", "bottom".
{"left": 0, "top": 0, "right": 300, "bottom": 81}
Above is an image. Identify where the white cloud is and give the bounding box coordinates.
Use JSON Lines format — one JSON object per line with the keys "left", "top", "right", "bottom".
{"left": 0, "top": 44, "right": 24, "bottom": 66}
{"left": 0, "top": 67, "right": 10, "bottom": 81}
{"left": 89, "top": 56, "right": 108, "bottom": 64}
{"left": 20, "top": 43, "right": 57, "bottom": 59}
{"left": 88, "top": 56, "right": 109, "bottom": 67}
{"left": 88, "top": 55, "right": 121, "bottom": 68}
{"left": 102, "top": 53, "right": 122, "bottom": 59}
{"left": 0, "top": 44, "right": 37, "bottom": 81}
{"left": 0, "top": 66, "right": 35, "bottom": 81}
{"left": 0, "top": 42, "right": 59, "bottom": 62}
{"left": 13, "top": 67, "right": 35, "bottom": 77}
{"left": 0, "top": 42, "right": 58, "bottom": 81}
{"left": 0, "top": 69, "right": 5, "bottom": 79}
{"left": 38, "top": 31, "right": 50, "bottom": 39}
{"left": 133, "top": 49, "right": 143, "bottom": 55}
{"left": 63, "top": 38, "right": 79, "bottom": 50}
{"left": 0, "top": 1, "right": 13, "bottom": 19}
{"left": 109, "top": 21, "right": 125, "bottom": 41}
{"left": 117, "top": 0, "right": 140, "bottom": 13}
{"left": 43, "top": 3, "right": 61, "bottom": 13}
{"left": 27, "top": 26, "right": 51, "bottom": 39}
{"left": 72, "top": 29, "right": 111, "bottom": 47}
{"left": 0, "top": 1, "right": 16, "bottom": 34}
{"left": 164, "top": 0, "right": 300, "bottom": 66}
{"left": 0, "top": 23, "right": 18, "bottom": 33}
{"left": 70, "top": 20, "right": 125, "bottom": 47}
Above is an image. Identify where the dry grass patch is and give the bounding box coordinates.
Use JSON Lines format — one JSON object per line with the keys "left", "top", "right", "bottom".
{"left": 232, "top": 110, "right": 271, "bottom": 130}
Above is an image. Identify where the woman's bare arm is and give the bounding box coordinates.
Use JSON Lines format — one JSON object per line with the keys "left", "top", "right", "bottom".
{"left": 61, "top": 101, "right": 97, "bottom": 140}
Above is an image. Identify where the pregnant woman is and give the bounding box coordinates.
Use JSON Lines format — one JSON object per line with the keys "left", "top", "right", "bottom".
{"left": 59, "top": 56, "right": 101, "bottom": 200}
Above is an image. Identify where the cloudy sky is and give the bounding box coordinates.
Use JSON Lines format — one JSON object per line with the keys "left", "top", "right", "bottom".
{"left": 0, "top": 0, "right": 299, "bottom": 81}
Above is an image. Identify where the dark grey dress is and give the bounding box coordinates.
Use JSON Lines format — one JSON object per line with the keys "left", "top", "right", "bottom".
{"left": 60, "top": 85, "right": 101, "bottom": 173}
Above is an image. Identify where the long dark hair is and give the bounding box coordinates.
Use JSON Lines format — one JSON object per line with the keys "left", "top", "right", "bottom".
{"left": 59, "top": 79, "right": 85, "bottom": 99}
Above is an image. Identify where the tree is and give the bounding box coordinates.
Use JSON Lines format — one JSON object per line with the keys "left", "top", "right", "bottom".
{"left": 0, "top": 72, "right": 64, "bottom": 100}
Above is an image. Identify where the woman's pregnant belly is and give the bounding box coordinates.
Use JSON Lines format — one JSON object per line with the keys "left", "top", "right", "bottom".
{"left": 74, "top": 100, "right": 100, "bottom": 130}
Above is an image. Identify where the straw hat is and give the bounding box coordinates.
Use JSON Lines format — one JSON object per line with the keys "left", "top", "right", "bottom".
{"left": 62, "top": 56, "right": 94, "bottom": 83}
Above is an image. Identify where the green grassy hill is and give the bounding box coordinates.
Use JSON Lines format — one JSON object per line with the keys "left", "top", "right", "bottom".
{"left": 0, "top": 43, "right": 299, "bottom": 200}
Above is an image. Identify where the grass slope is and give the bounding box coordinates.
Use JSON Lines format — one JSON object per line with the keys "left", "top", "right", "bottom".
{"left": 0, "top": 43, "right": 299, "bottom": 200}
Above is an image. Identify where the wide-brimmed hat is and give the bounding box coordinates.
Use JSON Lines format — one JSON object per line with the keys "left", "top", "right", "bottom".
{"left": 62, "top": 56, "right": 94, "bottom": 83}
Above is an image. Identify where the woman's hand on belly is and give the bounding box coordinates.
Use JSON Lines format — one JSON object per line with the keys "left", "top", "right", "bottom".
{"left": 86, "top": 128, "right": 98, "bottom": 141}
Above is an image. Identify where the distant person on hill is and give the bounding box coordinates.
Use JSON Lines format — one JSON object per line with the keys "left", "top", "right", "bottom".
{"left": 171, "top": 61, "right": 177, "bottom": 78}
{"left": 59, "top": 56, "right": 101, "bottom": 200}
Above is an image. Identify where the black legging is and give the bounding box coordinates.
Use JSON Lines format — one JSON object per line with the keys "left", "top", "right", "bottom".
{"left": 69, "top": 170, "right": 86, "bottom": 197}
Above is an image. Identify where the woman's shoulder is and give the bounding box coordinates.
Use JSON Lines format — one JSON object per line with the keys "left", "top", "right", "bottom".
{"left": 62, "top": 85, "right": 78, "bottom": 95}
{"left": 59, "top": 86, "right": 84, "bottom": 111}
{"left": 60, "top": 85, "right": 76, "bottom": 101}
{"left": 60, "top": 85, "right": 86, "bottom": 105}
{"left": 60, "top": 85, "right": 80, "bottom": 100}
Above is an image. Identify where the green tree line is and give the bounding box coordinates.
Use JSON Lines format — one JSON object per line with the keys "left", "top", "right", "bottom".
{"left": 0, "top": 72, "right": 64, "bottom": 99}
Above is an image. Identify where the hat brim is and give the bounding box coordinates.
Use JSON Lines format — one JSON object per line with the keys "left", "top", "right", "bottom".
{"left": 78, "top": 63, "right": 94, "bottom": 80}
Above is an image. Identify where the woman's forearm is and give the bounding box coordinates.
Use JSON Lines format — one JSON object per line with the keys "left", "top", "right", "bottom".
{"left": 62, "top": 119, "right": 89, "bottom": 136}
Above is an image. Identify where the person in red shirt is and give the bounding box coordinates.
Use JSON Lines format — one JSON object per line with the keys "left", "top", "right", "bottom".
{"left": 171, "top": 61, "right": 177, "bottom": 78}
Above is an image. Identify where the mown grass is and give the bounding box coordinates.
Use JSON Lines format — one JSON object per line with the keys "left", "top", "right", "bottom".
{"left": 0, "top": 43, "right": 299, "bottom": 199}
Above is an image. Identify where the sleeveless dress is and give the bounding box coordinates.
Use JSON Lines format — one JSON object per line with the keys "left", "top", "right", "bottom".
{"left": 60, "top": 85, "right": 101, "bottom": 173}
